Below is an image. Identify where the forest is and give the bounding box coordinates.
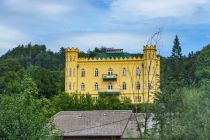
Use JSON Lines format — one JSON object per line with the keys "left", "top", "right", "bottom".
{"left": 0, "top": 35, "right": 210, "bottom": 139}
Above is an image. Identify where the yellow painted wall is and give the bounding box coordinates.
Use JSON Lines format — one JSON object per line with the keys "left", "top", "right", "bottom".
{"left": 65, "top": 46, "right": 160, "bottom": 103}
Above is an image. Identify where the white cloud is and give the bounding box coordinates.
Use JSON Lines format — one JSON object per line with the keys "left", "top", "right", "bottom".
{"left": 110, "top": 0, "right": 210, "bottom": 20}
{"left": 0, "top": 25, "right": 30, "bottom": 55}
{"left": 50, "top": 31, "right": 173, "bottom": 55}
{"left": 4, "top": 0, "right": 72, "bottom": 18}
{"left": 55, "top": 32, "right": 146, "bottom": 52}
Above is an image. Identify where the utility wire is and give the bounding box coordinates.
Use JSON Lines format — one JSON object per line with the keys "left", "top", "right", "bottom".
{"left": 63, "top": 113, "right": 149, "bottom": 133}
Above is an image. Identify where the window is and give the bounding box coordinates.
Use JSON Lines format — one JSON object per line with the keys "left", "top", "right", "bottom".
{"left": 73, "top": 56, "right": 76, "bottom": 61}
{"left": 93, "top": 96, "right": 98, "bottom": 101}
{"left": 136, "top": 81, "right": 140, "bottom": 90}
{"left": 69, "top": 82, "right": 71, "bottom": 90}
{"left": 135, "top": 96, "right": 141, "bottom": 103}
{"left": 108, "top": 83, "right": 113, "bottom": 90}
{"left": 136, "top": 67, "right": 140, "bottom": 76}
{"left": 69, "top": 68, "right": 72, "bottom": 77}
{"left": 108, "top": 68, "right": 113, "bottom": 76}
{"left": 122, "top": 68, "right": 126, "bottom": 76}
{"left": 70, "top": 56, "right": 72, "bottom": 61}
{"left": 122, "top": 82, "right": 126, "bottom": 90}
{"left": 73, "top": 82, "right": 75, "bottom": 90}
{"left": 95, "top": 83, "right": 99, "bottom": 90}
{"left": 81, "top": 69, "right": 85, "bottom": 77}
{"left": 95, "top": 68, "right": 99, "bottom": 77}
{"left": 73, "top": 68, "right": 75, "bottom": 77}
{"left": 81, "top": 83, "right": 85, "bottom": 91}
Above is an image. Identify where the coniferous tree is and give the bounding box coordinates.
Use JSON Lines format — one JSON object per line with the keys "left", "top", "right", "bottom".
{"left": 170, "top": 35, "right": 185, "bottom": 84}
{"left": 172, "top": 35, "right": 182, "bottom": 58}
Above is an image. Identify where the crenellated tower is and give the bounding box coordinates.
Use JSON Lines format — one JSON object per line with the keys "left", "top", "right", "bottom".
{"left": 65, "top": 48, "right": 78, "bottom": 93}
{"left": 143, "top": 45, "right": 159, "bottom": 102}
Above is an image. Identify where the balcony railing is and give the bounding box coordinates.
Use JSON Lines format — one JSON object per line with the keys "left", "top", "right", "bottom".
{"left": 102, "top": 74, "right": 117, "bottom": 80}
{"left": 98, "top": 88, "right": 120, "bottom": 95}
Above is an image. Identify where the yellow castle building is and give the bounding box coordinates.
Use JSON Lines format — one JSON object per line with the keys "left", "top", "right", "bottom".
{"left": 65, "top": 45, "right": 160, "bottom": 103}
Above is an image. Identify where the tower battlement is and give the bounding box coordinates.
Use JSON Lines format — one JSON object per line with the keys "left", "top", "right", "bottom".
{"left": 143, "top": 45, "right": 156, "bottom": 51}
{"left": 65, "top": 47, "right": 79, "bottom": 53}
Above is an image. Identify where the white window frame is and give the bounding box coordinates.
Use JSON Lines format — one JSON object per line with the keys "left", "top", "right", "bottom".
{"left": 108, "top": 83, "right": 113, "bottom": 90}
{"left": 81, "top": 69, "right": 85, "bottom": 77}
{"left": 122, "top": 68, "right": 126, "bottom": 76}
{"left": 69, "top": 68, "right": 72, "bottom": 77}
{"left": 69, "top": 82, "right": 71, "bottom": 90}
{"left": 108, "top": 68, "right": 113, "bottom": 76}
{"left": 95, "top": 83, "right": 99, "bottom": 90}
{"left": 95, "top": 68, "right": 99, "bottom": 77}
{"left": 136, "top": 67, "right": 140, "bottom": 76}
{"left": 73, "top": 68, "right": 75, "bottom": 77}
{"left": 122, "top": 82, "right": 126, "bottom": 90}
{"left": 136, "top": 81, "right": 140, "bottom": 90}
{"left": 81, "top": 83, "right": 85, "bottom": 91}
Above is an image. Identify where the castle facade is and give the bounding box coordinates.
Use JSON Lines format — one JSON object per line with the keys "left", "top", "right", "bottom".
{"left": 65, "top": 45, "right": 160, "bottom": 103}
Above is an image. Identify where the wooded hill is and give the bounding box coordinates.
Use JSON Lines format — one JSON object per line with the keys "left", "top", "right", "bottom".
{"left": 0, "top": 38, "right": 210, "bottom": 139}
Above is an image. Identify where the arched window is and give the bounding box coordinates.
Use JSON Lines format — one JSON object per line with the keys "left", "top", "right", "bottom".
{"left": 81, "top": 69, "right": 85, "bottom": 77}
{"left": 136, "top": 67, "right": 140, "bottom": 76}
{"left": 136, "top": 81, "right": 140, "bottom": 90}
{"left": 108, "top": 68, "right": 113, "bottom": 76}
{"left": 95, "top": 83, "right": 99, "bottom": 90}
{"left": 108, "top": 83, "right": 113, "bottom": 90}
{"left": 69, "top": 68, "right": 72, "bottom": 77}
{"left": 73, "top": 68, "right": 75, "bottom": 77}
{"left": 135, "top": 96, "right": 141, "bottom": 103}
{"left": 122, "top": 82, "right": 126, "bottom": 90}
{"left": 69, "top": 82, "right": 71, "bottom": 90}
{"left": 122, "top": 68, "right": 126, "bottom": 76}
{"left": 95, "top": 68, "right": 99, "bottom": 77}
{"left": 73, "top": 82, "right": 75, "bottom": 90}
{"left": 81, "top": 83, "right": 85, "bottom": 91}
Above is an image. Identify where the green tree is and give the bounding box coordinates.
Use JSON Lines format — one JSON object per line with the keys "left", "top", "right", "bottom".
{"left": 172, "top": 35, "right": 182, "bottom": 58}
{"left": 0, "top": 78, "right": 61, "bottom": 139}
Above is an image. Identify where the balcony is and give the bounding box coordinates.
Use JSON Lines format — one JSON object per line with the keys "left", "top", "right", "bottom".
{"left": 98, "top": 89, "right": 120, "bottom": 95}
{"left": 102, "top": 74, "right": 117, "bottom": 81}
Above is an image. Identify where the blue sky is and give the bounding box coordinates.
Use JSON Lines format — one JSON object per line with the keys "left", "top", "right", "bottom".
{"left": 0, "top": 0, "right": 210, "bottom": 56}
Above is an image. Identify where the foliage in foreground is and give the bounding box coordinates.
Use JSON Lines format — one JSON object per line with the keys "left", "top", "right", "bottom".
{"left": 51, "top": 92, "right": 155, "bottom": 113}
{"left": 0, "top": 77, "right": 61, "bottom": 140}
{"left": 154, "top": 85, "right": 210, "bottom": 140}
